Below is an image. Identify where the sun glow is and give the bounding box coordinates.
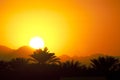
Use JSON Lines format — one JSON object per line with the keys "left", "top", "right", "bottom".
{"left": 29, "top": 37, "right": 44, "bottom": 49}
{"left": 5, "top": 10, "right": 69, "bottom": 55}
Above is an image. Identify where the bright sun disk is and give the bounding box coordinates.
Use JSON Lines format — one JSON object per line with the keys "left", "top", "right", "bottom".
{"left": 29, "top": 37, "right": 44, "bottom": 49}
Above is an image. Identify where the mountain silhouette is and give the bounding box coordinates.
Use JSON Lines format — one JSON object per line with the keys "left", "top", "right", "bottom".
{"left": 59, "top": 55, "right": 71, "bottom": 62}
{"left": 0, "top": 45, "right": 14, "bottom": 53}
{"left": 13, "top": 46, "right": 34, "bottom": 58}
{"left": 0, "top": 45, "right": 15, "bottom": 60}
{"left": 0, "top": 45, "right": 35, "bottom": 60}
{"left": 59, "top": 54, "right": 120, "bottom": 65}
{"left": 0, "top": 45, "right": 119, "bottom": 63}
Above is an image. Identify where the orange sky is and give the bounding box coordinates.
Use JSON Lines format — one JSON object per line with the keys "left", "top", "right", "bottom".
{"left": 0, "top": 0, "right": 120, "bottom": 56}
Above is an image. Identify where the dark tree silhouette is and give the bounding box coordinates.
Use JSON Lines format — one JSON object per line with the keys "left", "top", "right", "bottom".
{"left": 90, "top": 56, "right": 119, "bottom": 75}
{"left": 60, "top": 60, "right": 86, "bottom": 76}
{"left": 9, "top": 58, "right": 29, "bottom": 65}
{"left": 61, "top": 60, "right": 80, "bottom": 69}
{"left": 30, "top": 47, "right": 60, "bottom": 64}
{"left": 0, "top": 60, "right": 9, "bottom": 72}
{"left": 8, "top": 58, "right": 29, "bottom": 71}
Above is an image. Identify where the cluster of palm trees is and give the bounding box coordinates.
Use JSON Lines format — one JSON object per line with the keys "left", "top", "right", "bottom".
{"left": 0, "top": 47, "right": 120, "bottom": 80}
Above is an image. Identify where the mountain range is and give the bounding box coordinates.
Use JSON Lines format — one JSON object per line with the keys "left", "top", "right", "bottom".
{"left": 0, "top": 45, "right": 119, "bottom": 65}
{"left": 0, "top": 45, "right": 34, "bottom": 61}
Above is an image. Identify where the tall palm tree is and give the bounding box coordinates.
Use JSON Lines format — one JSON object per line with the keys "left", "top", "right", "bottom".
{"left": 90, "top": 56, "right": 119, "bottom": 74}
{"left": 30, "top": 47, "right": 60, "bottom": 64}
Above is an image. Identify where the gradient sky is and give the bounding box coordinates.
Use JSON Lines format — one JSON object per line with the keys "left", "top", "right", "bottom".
{"left": 0, "top": 0, "right": 120, "bottom": 56}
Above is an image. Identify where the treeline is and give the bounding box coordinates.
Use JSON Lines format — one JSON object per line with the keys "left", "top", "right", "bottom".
{"left": 0, "top": 47, "right": 120, "bottom": 80}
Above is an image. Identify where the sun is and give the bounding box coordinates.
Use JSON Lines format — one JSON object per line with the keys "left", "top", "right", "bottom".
{"left": 29, "top": 37, "right": 44, "bottom": 49}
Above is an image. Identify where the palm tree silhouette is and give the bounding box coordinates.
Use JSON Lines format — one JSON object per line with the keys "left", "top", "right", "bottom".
{"left": 9, "top": 58, "right": 29, "bottom": 70}
{"left": 60, "top": 60, "right": 86, "bottom": 76}
{"left": 0, "top": 61, "right": 10, "bottom": 72}
{"left": 90, "top": 56, "right": 119, "bottom": 75}
{"left": 30, "top": 47, "right": 60, "bottom": 64}
{"left": 10, "top": 58, "right": 29, "bottom": 65}
{"left": 61, "top": 60, "right": 80, "bottom": 69}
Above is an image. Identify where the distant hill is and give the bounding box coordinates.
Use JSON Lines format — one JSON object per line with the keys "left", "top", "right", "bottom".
{"left": 59, "top": 53, "right": 120, "bottom": 65}
{"left": 13, "top": 46, "right": 35, "bottom": 58}
{"left": 0, "top": 45, "right": 35, "bottom": 61}
{"left": 0, "top": 45, "right": 14, "bottom": 53}
{"left": 59, "top": 55, "right": 71, "bottom": 62}
{"left": 0, "top": 45, "right": 120, "bottom": 63}
{"left": 0, "top": 45, "right": 15, "bottom": 60}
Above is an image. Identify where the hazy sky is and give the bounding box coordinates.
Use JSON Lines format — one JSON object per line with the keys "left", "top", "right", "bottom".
{"left": 0, "top": 0, "right": 120, "bottom": 56}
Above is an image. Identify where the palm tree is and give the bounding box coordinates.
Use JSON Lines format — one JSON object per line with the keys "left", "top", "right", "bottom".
{"left": 10, "top": 58, "right": 29, "bottom": 65}
{"left": 9, "top": 58, "right": 29, "bottom": 70}
{"left": 0, "top": 60, "right": 9, "bottom": 72}
{"left": 30, "top": 47, "right": 60, "bottom": 64}
{"left": 61, "top": 60, "right": 80, "bottom": 69}
{"left": 60, "top": 60, "right": 86, "bottom": 76}
{"left": 90, "top": 56, "right": 119, "bottom": 75}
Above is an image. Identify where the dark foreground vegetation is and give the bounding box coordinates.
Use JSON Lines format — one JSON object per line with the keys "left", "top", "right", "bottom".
{"left": 0, "top": 47, "right": 120, "bottom": 80}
